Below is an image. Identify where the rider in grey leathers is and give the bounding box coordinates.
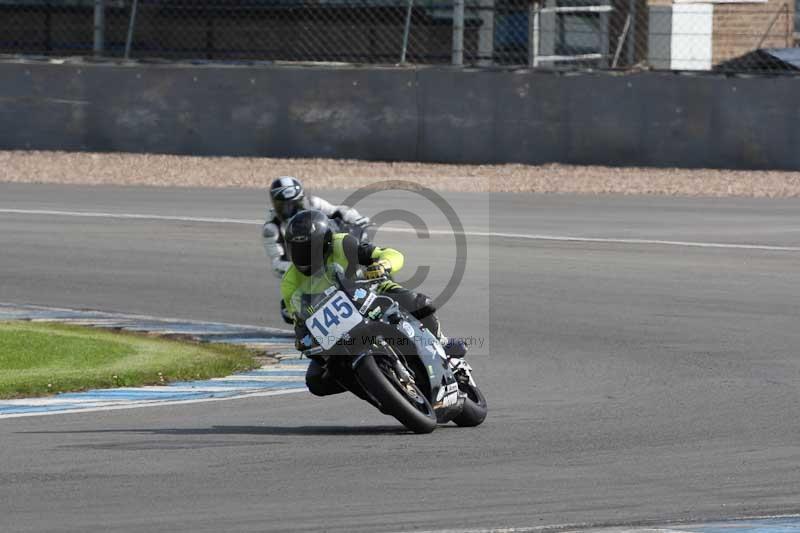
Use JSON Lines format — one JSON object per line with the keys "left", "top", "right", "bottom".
{"left": 262, "top": 176, "right": 369, "bottom": 323}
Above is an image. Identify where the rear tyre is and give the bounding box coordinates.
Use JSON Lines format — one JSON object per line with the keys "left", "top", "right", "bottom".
{"left": 453, "top": 382, "right": 488, "bottom": 427}
{"left": 355, "top": 354, "right": 437, "bottom": 434}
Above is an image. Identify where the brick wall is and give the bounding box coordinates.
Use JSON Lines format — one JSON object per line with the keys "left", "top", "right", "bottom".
{"left": 645, "top": 0, "right": 795, "bottom": 67}
{"left": 713, "top": 0, "right": 795, "bottom": 64}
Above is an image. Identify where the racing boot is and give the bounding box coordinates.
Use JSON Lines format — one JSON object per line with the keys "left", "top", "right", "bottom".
{"left": 440, "top": 336, "right": 468, "bottom": 358}
{"left": 418, "top": 315, "right": 466, "bottom": 358}
{"left": 305, "top": 359, "right": 347, "bottom": 397}
{"left": 390, "top": 288, "right": 466, "bottom": 359}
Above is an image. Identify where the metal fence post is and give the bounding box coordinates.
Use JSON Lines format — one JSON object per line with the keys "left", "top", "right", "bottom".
{"left": 93, "top": 0, "right": 105, "bottom": 56}
{"left": 612, "top": 13, "right": 632, "bottom": 67}
{"left": 400, "top": 0, "right": 414, "bottom": 63}
{"left": 626, "top": 0, "right": 636, "bottom": 65}
{"left": 477, "top": 0, "right": 495, "bottom": 66}
{"left": 124, "top": 0, "right": 140, "bottom": 60}
{"left": 528, "top": 1, "right": 540, "bottom": 67}
{"left": 599, "top": 0, "right": 610, "bottom": 67}
{"left": 452, "top": 0, "right": 465, "bottom": 66}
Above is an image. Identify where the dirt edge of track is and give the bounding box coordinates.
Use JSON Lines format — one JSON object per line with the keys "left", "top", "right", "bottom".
{"left": 2, "top": 151, "right": 800, "bottom": 197}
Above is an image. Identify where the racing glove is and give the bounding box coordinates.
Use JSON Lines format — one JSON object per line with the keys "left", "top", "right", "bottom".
{"left": 294, "top": 323, "right": 314, "bottom": 351}
{"left": 365, "top": 260, "right": 391, "bottom": 280}
{"left": 341, "top": 208, "right": 370, "bottom": 227}
{"left": 272, "top": 258, "right": 291, "bottom": 278}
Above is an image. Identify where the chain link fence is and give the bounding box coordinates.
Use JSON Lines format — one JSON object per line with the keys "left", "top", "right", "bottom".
{"left": 0, "top": 0, "right": 797, "bottom": 72}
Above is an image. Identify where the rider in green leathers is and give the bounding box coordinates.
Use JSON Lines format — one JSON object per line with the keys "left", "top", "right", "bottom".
{"left": 280, "top": 209, "right": 465, "bottom": 397}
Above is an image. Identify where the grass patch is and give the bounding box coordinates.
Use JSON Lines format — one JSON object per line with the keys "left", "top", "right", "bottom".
{"left": 0, "top": 321, "right": 259, "bottom": 399}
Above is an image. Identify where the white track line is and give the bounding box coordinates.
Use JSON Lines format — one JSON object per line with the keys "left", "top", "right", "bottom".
{"left": 1, "top": 208, "right": 799, "bottom": 252}
{"left": 0, "top": 208, "right": 261, "bottom": 224}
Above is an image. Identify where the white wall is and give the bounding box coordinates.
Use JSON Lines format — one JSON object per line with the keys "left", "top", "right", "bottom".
{"left": 671, "top": 4, "right": 714, "bottom": 70}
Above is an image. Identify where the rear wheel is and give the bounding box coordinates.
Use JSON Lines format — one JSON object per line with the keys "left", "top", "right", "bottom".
{"left": 355, "top": 354, "right": 437, "bottom": 434}
{"left": 452, "top": 380, "right": 488, "bottom": 427}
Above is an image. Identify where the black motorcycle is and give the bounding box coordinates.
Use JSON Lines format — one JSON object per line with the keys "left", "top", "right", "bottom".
{"left": 299, "top": 267, "right": 487, "bottom": 433}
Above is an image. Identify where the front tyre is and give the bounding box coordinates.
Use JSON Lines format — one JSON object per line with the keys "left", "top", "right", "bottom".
{"left": 355, "top": 354, "right": 437, "bottom": 434}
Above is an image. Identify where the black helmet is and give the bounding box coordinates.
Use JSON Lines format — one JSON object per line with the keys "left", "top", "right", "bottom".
{"left": 270, "top": 176, "right": 305, "bottom": 222}
{"left": 284, "top": 210, "right": 334, "bottom": 276}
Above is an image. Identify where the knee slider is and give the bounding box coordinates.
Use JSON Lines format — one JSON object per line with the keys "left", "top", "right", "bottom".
{"left": 305, "top": 369, "right": 329, "bottom": 397}
{"left": 305, "top": 380, "right": 329, "bottom": 397}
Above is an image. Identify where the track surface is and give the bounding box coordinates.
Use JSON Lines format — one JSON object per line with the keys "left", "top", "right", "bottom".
{"left": 1, "top": 183, "right": 800, "bottom": 532}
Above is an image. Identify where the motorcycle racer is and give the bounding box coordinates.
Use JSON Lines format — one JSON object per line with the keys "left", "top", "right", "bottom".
{"left": 280, "top": 209, "right": 466, "bottom": 397}
{"left": 263, "top": 176, "right": 369, "bottom": 322}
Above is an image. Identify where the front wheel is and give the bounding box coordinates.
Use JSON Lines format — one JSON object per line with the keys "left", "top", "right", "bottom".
{"left": 355, "top": 354, "right": 437, "bottom": 434}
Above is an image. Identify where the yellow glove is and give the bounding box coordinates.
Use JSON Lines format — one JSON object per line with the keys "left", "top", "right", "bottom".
{"left": 365, "top": 260, "right": 391, "bottom": 280}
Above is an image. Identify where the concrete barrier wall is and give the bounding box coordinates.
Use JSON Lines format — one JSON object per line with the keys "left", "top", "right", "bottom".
{"left": 1, "top": 60, "right": 798, "bottom": 170}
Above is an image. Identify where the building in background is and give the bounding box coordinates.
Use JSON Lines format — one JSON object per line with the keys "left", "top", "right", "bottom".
{"left": 648, "top": 0, "right": 795, "bottom": 69}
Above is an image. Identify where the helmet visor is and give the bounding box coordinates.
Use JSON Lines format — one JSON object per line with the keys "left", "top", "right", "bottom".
{"left": 274, "top": 198, "right": 303, "bottom": 222}
{"left": 271, "top": 182, "right": 304, "bottom": 221}
{"left": 288, "top": 239, "right": 325, "bottom": 276}
{"left": 288, "top": 240, "right": 311, "bottom": 274}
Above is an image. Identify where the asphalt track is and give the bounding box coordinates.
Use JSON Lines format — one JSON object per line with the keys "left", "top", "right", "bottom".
{"left": 1, "top": 182, "right": 800, "bottom": 533}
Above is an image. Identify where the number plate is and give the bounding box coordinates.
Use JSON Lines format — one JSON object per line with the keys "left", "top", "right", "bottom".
{"left": 305, "top": 291, "right": 362, "bottom": 350}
